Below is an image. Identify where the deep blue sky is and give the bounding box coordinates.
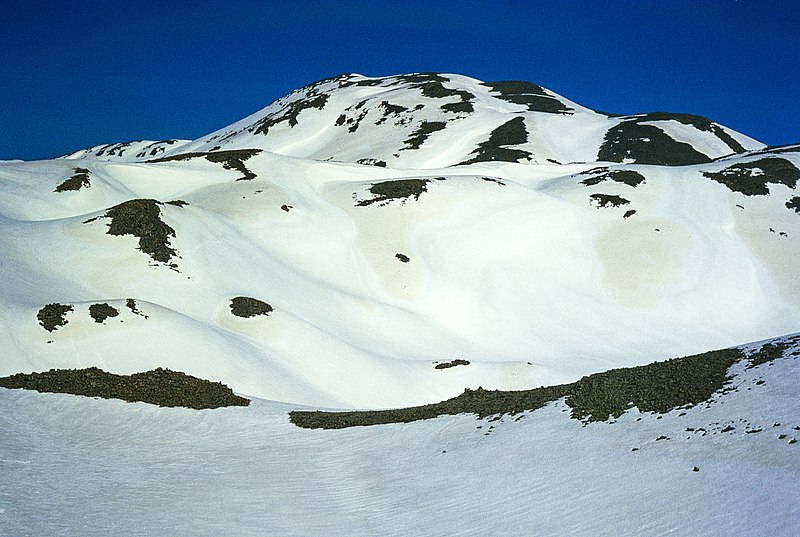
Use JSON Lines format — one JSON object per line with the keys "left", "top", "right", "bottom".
{"left": 1, "top": 0, "right": 797, "bottom": 161}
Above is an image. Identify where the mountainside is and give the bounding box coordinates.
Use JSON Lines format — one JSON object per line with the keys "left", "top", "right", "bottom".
{"left": 1, "top": 72, "right": 799, "bottom": 409}
{"left": 2, "top": 333, "right": 798, "bottom": 535}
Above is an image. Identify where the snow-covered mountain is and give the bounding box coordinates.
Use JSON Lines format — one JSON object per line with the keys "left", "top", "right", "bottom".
{"left": 1, "top": 72, "right": 798, "bottom": 410}
{"left": 2, "top": 72, "right": 800, "bottom": 536}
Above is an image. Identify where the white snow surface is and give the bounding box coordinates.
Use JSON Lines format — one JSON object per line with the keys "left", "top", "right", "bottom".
{"left": 1, "top": 336, "right": 799, "bottom": 536}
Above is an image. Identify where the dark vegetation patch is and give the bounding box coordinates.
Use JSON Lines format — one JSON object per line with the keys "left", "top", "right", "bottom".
{"left": 375, "top": 101, "right": 409, "bottom": 126}
{"left": 747, "top": 342, "right": 787, "bottom": 368}
{"left": 460, "top": 117, "right": 532, "bottom": 164}
{"left": 580, "top": 168, "right": 646, "bottom": 187}
{"left": 290, "top": 347, "right": 747, "bottom": 429}
{"left": 632, "top": 112, "right": 746, "bottom": 154}
{"left": 150, "top": 149, "right": 261, "bottom": 181}
{"left": 0, "top": 367, "right": 249, "bottom": 409}
{"left": 598, "top": 120, "right": 713, "bottom": 165}
{"left": 94, "top": 141, "right": 136, "bottom": 158}
{"left": 624, "top": 209, "right": 637, "bottom": 219}
{"left": 166, "top": 199, "right": 188, "bottom": 207}
{"left": 54, "top": 168, "right": 91, "bottom": 192}
{"left": 787, "top": 196, "right": 800, "bottom": 214}
{"left": 125, "top": 298, "right": 147, "bottom": 318}
{"left": 357, "top": 179, "right": 429, "bottom": 206}
{"left": 230, "top": 296, "right": 273, "bottom": 318}
{"left": 702, "top": 157, "right": 800, "bottom": 196}
{"left": 441, "top": 101, "right": 474, "bottom": 113}
{"left": 135, "top": 139, "right": 180, "bottom": 159}
{"left": 590, "top": 193, "right": 631, "bottom": 208}
{"left": 204, "top": 151, "right": 259, "bottom": 180}
{"left": 338, "top": 73, "right": 476, "bottom": 116}
{"left": 335, "top": 100, "right": 373, "bottom": 132}
{"left": 395, "top": 73, "right": 474, "bottom": 103}
{"left": 402, "top": 121, "right": 447, "bottom": 150}
{"left": 37, "top": 303, "right": 74, "bottom": 332}
{"left": 251, "top": 93, "right": 329, "bottom": 135}
{"left": 92, "top": 199, "right": 177, "bottom": 264}
{"left": 379, "top": 101, "right": 408, "bottom": 115}
{"left": 434, "top": 359, "right": 470, "bottom": 370}
{"left": 356, "top": 158, "right": 387, "bottom": 167}
{"left": 565, "top": 348, "right": 742, "bottom": 421}
{"left": 395, "top": 253, "right": 410, "bottom": 263}
{"left": 482, "top": 80, "right": 573, "bottom": 114}
{"left": 89, "top": 303, "right": 119, "bottom": 324}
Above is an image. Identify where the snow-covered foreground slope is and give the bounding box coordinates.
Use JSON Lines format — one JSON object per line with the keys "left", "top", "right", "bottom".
{"left": 1, "top": 73, "right": 798, "bottom": 408}
{"left": 2, "top": 335, "right": 798, "bottom": 536}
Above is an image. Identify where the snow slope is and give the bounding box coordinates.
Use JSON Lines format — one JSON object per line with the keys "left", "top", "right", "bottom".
{"left": 0, "top": 73, "right": 798, "bottom": 408}
{"left": 1, "top": 335, "right": 798, "bottom": 536}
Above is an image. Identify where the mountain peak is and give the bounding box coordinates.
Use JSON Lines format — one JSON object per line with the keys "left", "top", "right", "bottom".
{"left": 63, "top": 73, "right": 764, "bottom": 168}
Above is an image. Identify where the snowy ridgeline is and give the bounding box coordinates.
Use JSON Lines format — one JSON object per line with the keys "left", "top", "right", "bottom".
{"left": 1, "top": 335, "right": 798, "bottom": 536}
